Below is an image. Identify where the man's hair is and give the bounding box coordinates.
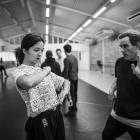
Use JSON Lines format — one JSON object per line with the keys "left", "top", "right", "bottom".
{"left": 46, "top": 50, "right": 53, "bottom": 58}
{"left": 118, "top": 29, "right": 140, "bottom": 47}
{"left": 56, "top": 48, "right": 61, "bottom": 52}
{"left": 63, "top": 44, "right": 71, "bottom": 53}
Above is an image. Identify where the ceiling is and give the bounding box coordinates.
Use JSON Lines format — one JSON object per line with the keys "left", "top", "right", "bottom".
{"left": 0, "top": 0, "right": 140, "bottom": 43}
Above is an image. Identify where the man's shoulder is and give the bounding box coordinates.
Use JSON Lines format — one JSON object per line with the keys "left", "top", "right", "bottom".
{"left": 116, "top": 57, "right": 124, "bottom": 63}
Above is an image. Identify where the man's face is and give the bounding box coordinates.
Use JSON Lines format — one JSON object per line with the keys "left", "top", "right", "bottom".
{"left": 56, "top": 50, "right": 62, "bottom": 58}
{"left": 119, "top": 36, "right": 139, "bottom": 60}
{"left": 24, "top": 41, "right": 44, "bottom": 65}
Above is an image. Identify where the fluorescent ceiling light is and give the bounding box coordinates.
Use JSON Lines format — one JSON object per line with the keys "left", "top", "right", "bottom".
{"left": 82, "top": 19, "right": 92, "bottom": 27}
{"left": 110, "top": 0, "right": 117, "bottom": 3}
{"left": 45, "top": 34, "right": 48, "bottom": 42}
{"left": 46, "top": 8, "right": 50, "bottom": 17}
{"left": 92, "top": 6, "right": 107, "bottom": 18}
{"left": 76, "top": 27, "right": 83, "bottom": 33}
{"left": 68, "top": 32, "right": 78, "bottom": 41}
{"left": 46, "top": 25, "right": 49, "bottom": 34}
{"left": 71, "top": 32, "right": 78, "bottom": 38}
{"left": 68, "top": 36, "right": 73, "bottom": 41}
{"left": 63, "top": 40, "right": 69, "bottom": 45}
{"left": 46, "top": 0, "right": 50, "bottom": 5}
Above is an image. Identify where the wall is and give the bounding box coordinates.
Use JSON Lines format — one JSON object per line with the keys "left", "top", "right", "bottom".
{"left": 90, "top": 38, "right": 122, "bottom": 75}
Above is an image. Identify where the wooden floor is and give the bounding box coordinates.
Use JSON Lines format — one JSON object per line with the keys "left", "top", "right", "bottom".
{"left": 0, "top": 74, "right": 131, "bottom": 140}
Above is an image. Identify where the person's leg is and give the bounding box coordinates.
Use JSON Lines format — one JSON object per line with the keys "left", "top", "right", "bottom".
{"left": 71, "top": 79, "right": 78, "bottom": 111}
{"left": 2, "top": 66, "right": 8, "bottom": 76}
{"left": 64, "top": 80, "right": 76, "bottom": 116}
{"left": 102, "top": 115, "right": 127, "bottom": 140}
{"left": 127, "top": 125, "right": 140, "bottom": 140}
{"left": 54, "top": 111, "right": 66, "bottom": 140}
{"left": 0, "top": 66, "right": 3, "bottom": 76}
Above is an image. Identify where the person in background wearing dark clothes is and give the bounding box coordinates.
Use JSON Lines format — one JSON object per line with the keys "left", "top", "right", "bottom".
{"left": 0, "top": 57, "right": 8, "bottom": 77}
{"left": 63, "top": 44, "right": 78, "bottom": 116}
{"left": 102, "top": 29, "right": 140, "bottom": 140}
{"left": 13, "top": 33, "right": 71, "bottom": 140}
{"left": 41, "top": 50, "right": 61, "bottom": 76}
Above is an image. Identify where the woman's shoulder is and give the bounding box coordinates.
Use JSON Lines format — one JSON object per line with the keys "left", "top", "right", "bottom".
{"left": 14, "top": 64, "right": 36, "bottom": 76}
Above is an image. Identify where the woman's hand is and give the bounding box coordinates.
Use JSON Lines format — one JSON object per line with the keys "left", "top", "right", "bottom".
{"left": 43, "top": 66, "right": 51, "bottom": 76}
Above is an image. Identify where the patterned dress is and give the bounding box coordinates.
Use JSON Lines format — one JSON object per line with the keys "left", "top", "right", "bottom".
{"left": 14, "top": 64, "right": 65, "bottom": 117}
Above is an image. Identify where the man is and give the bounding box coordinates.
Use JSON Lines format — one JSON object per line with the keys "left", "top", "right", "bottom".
{"left": 102, "top": 29, "right": 140, "bottom": 140}
{"left": 41, "top": 50, "right": 61, "bottom": 76}
{"left": 0, "top": 58, "right": 8, "bottom": 77}
{"left": 56, "top": 49, "right": 64, "bottom": 73}
{"left": 62, "top": 44, "right": 78, "bottom": 116}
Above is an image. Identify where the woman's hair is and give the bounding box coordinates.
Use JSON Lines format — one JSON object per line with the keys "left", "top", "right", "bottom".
{"left": 17, "top": 33, "right": 44, "bottom": 65}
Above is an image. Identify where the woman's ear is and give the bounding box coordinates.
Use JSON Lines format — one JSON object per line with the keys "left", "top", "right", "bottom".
{"left": 22, "top": 48, "right": 26, "bottom": 55}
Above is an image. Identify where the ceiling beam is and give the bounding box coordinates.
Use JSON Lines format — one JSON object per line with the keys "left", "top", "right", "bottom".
{"left": 50, "top": 23, "right": 94, "bottom": 36}
{"left": 26, "top": 0, "right": 36, "bottom": 27}
{"left": 0, "top": 32, "right": 3, "bottom": 39}
{"left": 52, "top": 3, "right": 90, "bottom": 16}
{"left": 2, "top": 0, "right": 17, "bottom": 4}
{"left": 51, "top": 3, "right": 131, "bottom": 29}
{"left": 0, "top": 24, "right": 17, "bottom": 30}
{"left": 20, "top": 0, "right": 25, "bottom": 7}
{"left": 0, "top": 3, "right": 26, "bottom": 33}
{"left": 135, "top": 23, "right": 140, "bottom": 28}
{"left": 98, "top": 17, "right": 132, "bottom": 28}
{"left": 4, "top": 33, "right": 25, "bottom": 40}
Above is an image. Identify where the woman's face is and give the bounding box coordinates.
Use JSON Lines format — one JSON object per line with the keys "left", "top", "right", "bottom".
{"left": 24, "top": 41, "right": 44, "bottom": 65}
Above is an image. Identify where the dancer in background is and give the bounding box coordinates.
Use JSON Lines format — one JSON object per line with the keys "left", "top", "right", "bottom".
{"left": 63, "top": 44, "right": 78, "bottom": 116}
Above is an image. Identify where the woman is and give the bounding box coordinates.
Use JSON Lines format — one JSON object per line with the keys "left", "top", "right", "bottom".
{"left": 14, "top": 33, "right": 71, "bottom": 140}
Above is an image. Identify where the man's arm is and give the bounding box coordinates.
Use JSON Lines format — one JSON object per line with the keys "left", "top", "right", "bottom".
{"left": 62, "top": 58, "right": 69, "bottom": 79}
{"left": 108, "top": 78, "right": 117, "bottom": 101}
{"left": 131, "top": 51, "right": 140, "bottom": 79}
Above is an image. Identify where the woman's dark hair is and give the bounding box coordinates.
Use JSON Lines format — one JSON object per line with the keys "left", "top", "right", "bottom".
{"left": 63, "top": 44, "right": 72, "bottom": 53}
{"left": 17, "top": 33, "right": 44, "bottom": 65}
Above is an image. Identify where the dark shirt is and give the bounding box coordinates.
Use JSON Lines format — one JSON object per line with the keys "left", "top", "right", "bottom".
{"left": 114, "top": 57, "right": 140, "bottom": 119}
{"left": 41, "top": 57, "right": 61, "bottom": 76}
{"left": 62, "top": 54, "right": 78, "bottom": 80}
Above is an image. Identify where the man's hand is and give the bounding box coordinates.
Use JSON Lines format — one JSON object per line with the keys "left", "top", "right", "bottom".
{"left": 131, "top": 52, "right": 140, "bottom": 79}
{"left": 108, "top": 89, "right": 116, "bottom": 101}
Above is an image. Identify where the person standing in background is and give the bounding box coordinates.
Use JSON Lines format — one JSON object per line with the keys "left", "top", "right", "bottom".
{"left": 56, "top": 49, "right": 64, "bottom": 73}
{"left": 41, "top": 50, "right": 61, "bottom": 76}
{"left": 0, "top": 57, "right": 8, "bottom": 77}
{"left": 62, "top": 44, "right": 78, "bottom": 116}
